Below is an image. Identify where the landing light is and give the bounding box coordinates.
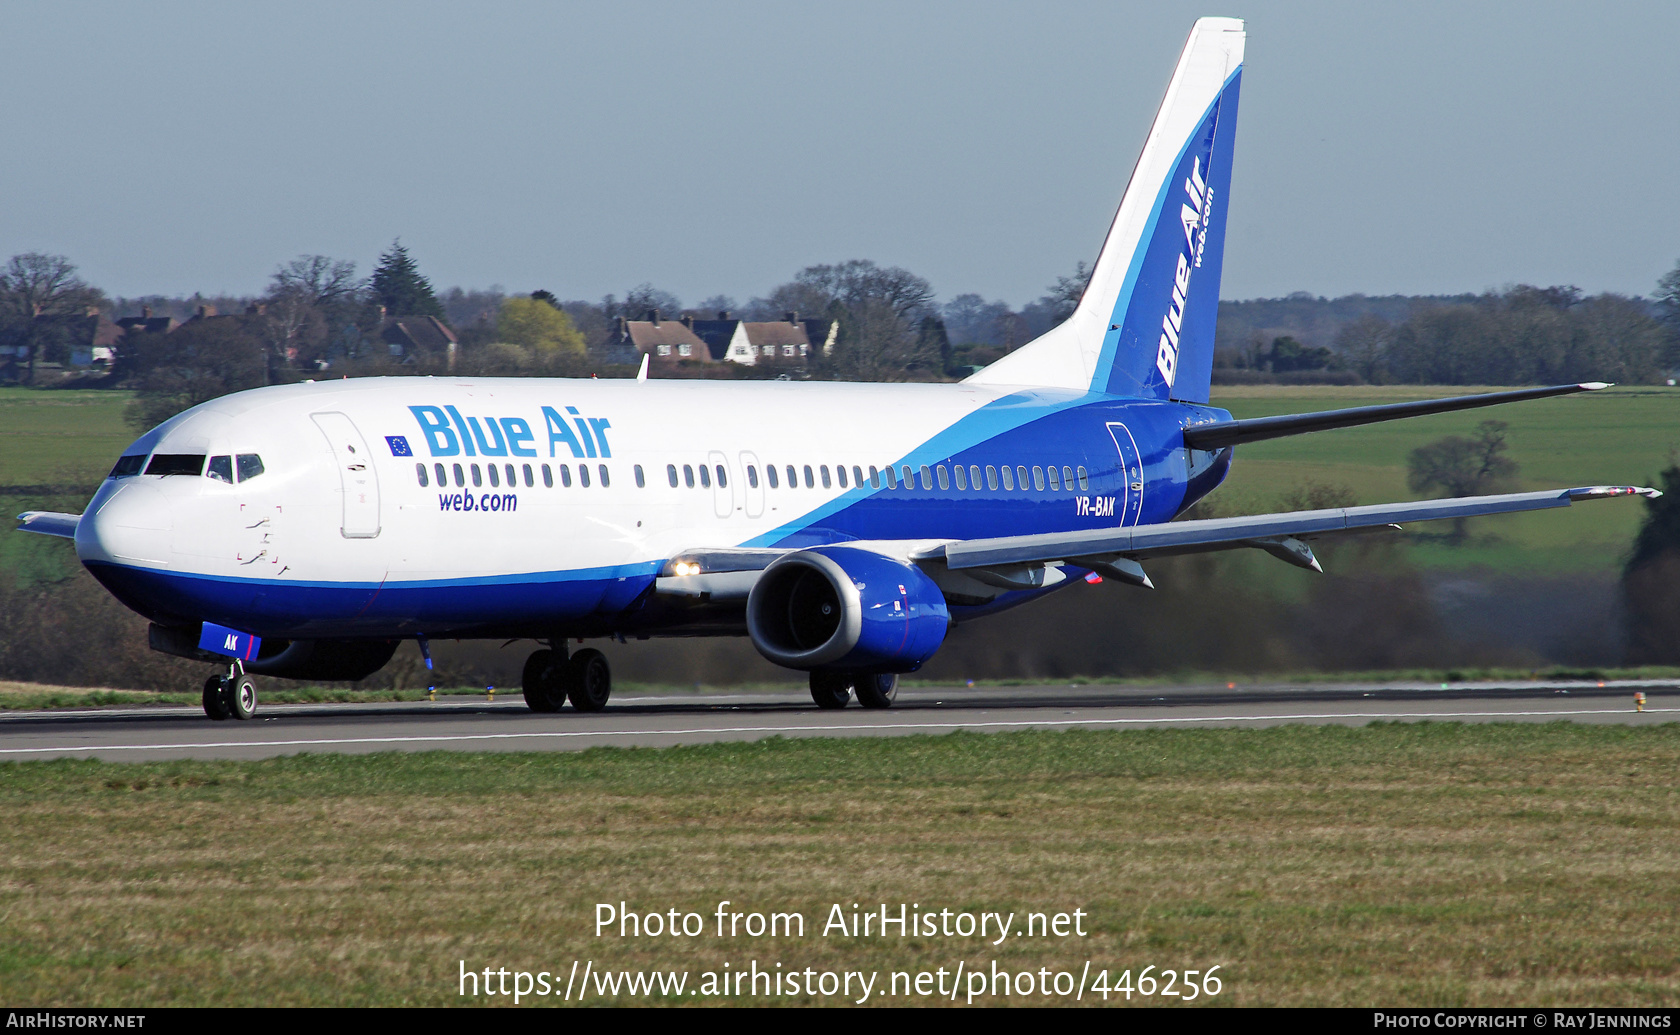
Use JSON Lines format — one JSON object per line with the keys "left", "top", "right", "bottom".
{"left": 673, "top": 560, "right": 702, "bottom": 577}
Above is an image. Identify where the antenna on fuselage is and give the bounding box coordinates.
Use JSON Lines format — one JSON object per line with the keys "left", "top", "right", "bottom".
{"left": 636, "top": 352, "right": 650, "bottom": 382}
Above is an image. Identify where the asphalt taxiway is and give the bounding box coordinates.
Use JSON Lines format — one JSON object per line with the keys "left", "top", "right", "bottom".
{"left": 0, "top": 679, "right": 1675, "bottom": 763}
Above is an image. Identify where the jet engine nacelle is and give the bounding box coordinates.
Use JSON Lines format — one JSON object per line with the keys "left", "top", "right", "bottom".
{"left": 745, "top": 546, "right": 950, "bottom": 672}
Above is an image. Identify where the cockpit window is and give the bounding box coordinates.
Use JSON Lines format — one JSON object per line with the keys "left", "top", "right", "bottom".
{"left": 236, "top": 454, "right": 265, "bottom": 482}
{"left": 146, "top": 454, "right": 206, "bottom": 477}
{"left": 109, "top": 455, "right": 146, "bottom": 479}
{"left": 207, "top": 456, "right": 234, "bottom": 483}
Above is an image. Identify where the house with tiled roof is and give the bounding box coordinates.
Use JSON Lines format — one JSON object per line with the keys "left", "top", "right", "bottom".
{"left": 602, "top": 310, "right": 710, "bottom": 367}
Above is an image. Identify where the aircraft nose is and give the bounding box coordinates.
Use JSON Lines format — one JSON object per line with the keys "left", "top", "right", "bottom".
{"left": 76, "top": 480, "right": 173, "bottom": 567}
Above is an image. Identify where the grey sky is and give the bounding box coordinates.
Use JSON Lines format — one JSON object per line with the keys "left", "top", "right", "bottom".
{"left": 3, "top": 1, "right": 1676, "bottom": 307}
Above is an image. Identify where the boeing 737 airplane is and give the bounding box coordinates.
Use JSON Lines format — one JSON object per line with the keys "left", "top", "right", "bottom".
{"left": 18, "top": 18, "right": 1658, "bottom": 720}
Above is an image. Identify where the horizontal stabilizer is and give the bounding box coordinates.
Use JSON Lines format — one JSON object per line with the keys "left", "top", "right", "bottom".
{"left": 15, "top": 511, "right": 80, "bottom": 539}
{"left": 926, "top": 485, "right": 1657, "bottom": 572}
{"left": 1183, "top": 383, "right": 1608, "bottom": 450}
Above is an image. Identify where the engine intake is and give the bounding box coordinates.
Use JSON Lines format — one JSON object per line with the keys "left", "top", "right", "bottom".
{"left": 746, "top": 547, "right": 949, "bottom": 672}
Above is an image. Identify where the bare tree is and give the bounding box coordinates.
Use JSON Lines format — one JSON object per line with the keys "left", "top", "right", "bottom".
{"left": 0, "top": 253, "right": 101, "bottom": 383}
{"left": 270, "top": 255, "right": 360, "bottom": 306}
{"left": 1407, "top": 420, "right": 1519, "bottom": 541}
{"left": 1332, "top": 313, "right": 1393, "bottom": 383}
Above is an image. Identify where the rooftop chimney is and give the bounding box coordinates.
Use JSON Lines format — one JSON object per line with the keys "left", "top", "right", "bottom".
{"left": 246, "top": 303, "right": 266, "bottom": 316}
{"left": 141, "top": 306, "right": 152, "bottom": 319}
{"left": 785, "top": 310, "right": 798, "bottom": 325}
{"left": 680, "top": 314, "right": 693, "bottom": 329}
{"left": 196, "top": 305, "right": 216, "bottom": 319}
{"left": 615, "top": 316, "right": 627, "bottom": 336}
{"left": 717, "top": 310, "right": 731, "bottom": 320}
{"left": 648, "top": 308, "right": 661, "bottom": 326}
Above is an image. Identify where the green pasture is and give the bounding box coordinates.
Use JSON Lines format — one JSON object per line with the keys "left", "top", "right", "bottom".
{"left": 1210, "top": 385, "right": 1679, "bottom": 572}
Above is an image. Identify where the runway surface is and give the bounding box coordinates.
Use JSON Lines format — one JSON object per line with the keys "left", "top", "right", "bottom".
{"left": 1, "top": 679, "right": 1676, "bottom": 762}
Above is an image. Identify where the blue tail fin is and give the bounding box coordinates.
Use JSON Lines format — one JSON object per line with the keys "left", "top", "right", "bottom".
{"left": 968, "top": 18, "right": 1243, "bottom": 404}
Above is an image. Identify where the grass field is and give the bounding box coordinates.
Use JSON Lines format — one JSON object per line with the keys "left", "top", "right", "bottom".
{"left": 1, "top": 724, "right": 1677, "bottom": 1007}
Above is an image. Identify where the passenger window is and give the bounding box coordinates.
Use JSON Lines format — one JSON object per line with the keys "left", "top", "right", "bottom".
{"left": 236, "top": 454, "right": 264, "bottom": 482}
{"left": 560, "top": 464, "right": 572, "bottom": 487}
{"left": 453, "top": 463, "right": 465, "bottom": 487}
{"left": 936, "top": 465, "right": 950, "bottom": 491}
{"left": 767, "top": 465, "right": 779, "bottom": 489}
{"left": 786, "top": 465, "right": 797, "bottom": 487}
{"left": 1077, "top": 466, "right": 1089, "bottom": 490}
{"left": 505, "top": 463, "right": 516, "bottom": 486}
{"left": 715, "top": 465, "right": 726, "bottom": 488}
{"left": 953, "top": 465, "right": 966, "bottom": 490}
{"left": 986, "top": 465, "right": 998, "bottom": 490}
{"left": 599, "top": 465, "right": 610, "bottom": 488}
{"left": 579, "top": 465, "right": 591, "bottom": 488}
{"left": 684, "top": 464, "right": 695, "bottom": 488}
{"left": 207, "top": 456, "right": 234, "bottom": 483}
{"left": 1001, "top": 465, "right": 1015, "bottom": 490}
{"left": 820, "top": 466, "right": 831, "bottom": 489}
{"left": 836, "top": 465, "right": 847, "bottom": 488}
{"left": 853, "top": 465, "right": 863, "bottom": 488}
{"left": 147, "top": 454, "right": 206, "bottom": 477}
{"left": 902, "top": 465, "right": 914, "bottom": 489}
{"left": 804, "top": 465, "right": 814, "bottom": 488}
{"left": 523, "top": 463, "right": 534, "bottom": 487}
{"left": 109, "top": 455, "right": 146, "bottom": 478}
{"left": 920, "top": 465, "right": 932, "bottom": 490}
{"left": 747, "top": 466, "right": 758, "bottom": 489}
{"left": 435, "top": 463, "right": 447, "bottom": 487}
{"left": 488, "top": 464, "right": 500, "bottom": 488}
{"left": 869, "top": 466, "right": 880, "bottom": 489}
{"left": 1062, "top": 466, "right": 1074, "bottom": 489}
{"left": 634, "top": 464, "right": 645, "bottom": 488}
{"left": 969, "top": 465, "right": 981, "bottom": 491}
{"left": 1016, "top": 466, "right": 1028, "bottom": 491}
{"left": 415, "top": 462, "right": 428, "bottom": 487}
{"left": 884, "top": 465, "right": 897, "bottom": 489}
{"left": 1033, "top": 466, "right": 1046, "bottom": 491}
{"left": 699, "top": 465, "right": 711, "bottom": 489}
{"left": 542, "top": 464, "right": 553, "bottom": 488}
{"left": 1048, "top": 466, "right": 1061, "bottom": 491}
{"left": 667, "top": 464, "right": 679, "bottom": 487}
{"left": 471, "top": 464, "right": 482, "bottom": 488}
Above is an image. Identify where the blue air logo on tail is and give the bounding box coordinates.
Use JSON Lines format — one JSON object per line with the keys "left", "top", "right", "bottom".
{"left": 1097, "top": 70, "right": 1240, "bottom": 402}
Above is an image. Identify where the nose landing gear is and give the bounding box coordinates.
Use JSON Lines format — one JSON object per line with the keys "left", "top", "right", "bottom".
{"left": 202, "top": 661, "right": 257, "bottom": 720}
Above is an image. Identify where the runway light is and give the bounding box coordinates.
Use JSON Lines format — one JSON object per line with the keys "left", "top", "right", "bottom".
{"left": 1636, "top": 692, "right": 1646, "bottom": 713}
{"left": 487, "top": 685, "right": 495, "bottom": 701}
{"left": 1227, "top": 682, "right": 1235, "bottom": 689}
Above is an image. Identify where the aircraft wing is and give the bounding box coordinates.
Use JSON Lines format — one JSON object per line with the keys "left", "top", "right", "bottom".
{"left": 918, "top": 485, "right": 1658, "bottom": 588}
{"left": 15, "top": 511, "right": 81, "bottom": 539}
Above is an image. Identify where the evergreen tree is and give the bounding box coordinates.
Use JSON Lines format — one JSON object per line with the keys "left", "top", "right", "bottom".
{"left": 369, "top": 241, "right": 444, "bottom": 319}
{"left": 1622, "top": 463, "right": 1680, "bottom": 662}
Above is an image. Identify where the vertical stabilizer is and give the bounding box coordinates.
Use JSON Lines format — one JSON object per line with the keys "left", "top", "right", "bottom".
{"left": 967, "top": 17, "right": 1243, "bottom": 403}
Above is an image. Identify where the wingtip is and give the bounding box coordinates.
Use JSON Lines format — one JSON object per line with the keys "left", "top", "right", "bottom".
{"left": 1568, "top": 485, "right": 1659, "bottom": 500}
{"left": 1579, "top": 381, "right": 1613, "bottom": 391}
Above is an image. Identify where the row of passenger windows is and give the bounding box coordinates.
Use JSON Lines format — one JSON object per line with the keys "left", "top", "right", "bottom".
{"left": 419, "top": 461, "right": 624, "bottom": 490}
{"left": 416, "top": 459, "right": 1090, "bottom": 494}
{"left": 108, "top": 453, "right": 266, "bottom": 482}
{"left": 667, "top": 462, "right": 1088, "bottom": 492}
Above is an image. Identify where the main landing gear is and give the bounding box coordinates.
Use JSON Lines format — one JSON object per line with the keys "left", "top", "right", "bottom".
{"left": 810, "top": 671, "right": 898, "bottom": 710}
{"left": 522, "top": 644, "right": 612, "bottom": 713}
{"left": 203, "top": 661, "right": 257, "bottom": 721}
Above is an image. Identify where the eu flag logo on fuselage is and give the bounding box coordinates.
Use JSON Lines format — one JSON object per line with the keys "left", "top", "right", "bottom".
{"left": 386, "top": 435, "right": 413, "bottom": 456}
